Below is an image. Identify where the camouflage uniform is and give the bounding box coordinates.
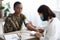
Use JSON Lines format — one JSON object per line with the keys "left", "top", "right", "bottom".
{"left": 4, "top": 14, "right": 26, "bottom": 33}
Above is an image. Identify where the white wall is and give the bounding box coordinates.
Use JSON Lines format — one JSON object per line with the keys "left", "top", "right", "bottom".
{"left": 2, "top": 0, "right": 60, "bottom": 27}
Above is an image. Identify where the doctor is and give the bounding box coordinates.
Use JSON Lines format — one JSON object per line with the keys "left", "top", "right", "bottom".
{"left": 37, "top": 5, "right": 60, "bottom": 40}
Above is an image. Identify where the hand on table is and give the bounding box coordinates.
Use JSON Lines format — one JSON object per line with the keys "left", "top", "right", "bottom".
{"left": 34, "top": 32, "right": 42, "bottom": 38}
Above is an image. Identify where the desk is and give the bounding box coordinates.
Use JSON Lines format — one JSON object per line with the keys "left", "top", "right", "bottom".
{"left": 0, "top": 30, "right": 40, "bottom": 40}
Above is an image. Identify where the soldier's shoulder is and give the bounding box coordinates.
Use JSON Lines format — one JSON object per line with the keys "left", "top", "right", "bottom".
{"left": 6, "top": 13, "right": 13, "bottom": 20}
{"left": 20, "top": 14, "right": 26, "bottom": 18}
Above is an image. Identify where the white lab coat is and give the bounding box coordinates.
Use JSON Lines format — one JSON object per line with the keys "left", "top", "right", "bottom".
{"left": 44, "top": 17, "right": 60, "bottom": 40}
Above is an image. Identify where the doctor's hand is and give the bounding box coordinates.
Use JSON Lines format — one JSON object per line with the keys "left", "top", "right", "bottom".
{"left": 34, "top": 32, "right": 42, "bottom": 38}
{"left": 39, "top": 29, "right": 44, "bottom": 33}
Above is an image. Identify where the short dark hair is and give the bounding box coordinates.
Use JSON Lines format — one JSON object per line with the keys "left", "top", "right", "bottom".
{"left": 38, "top": 5, "right": 56, "bottom": 21}
{"left": 14, "top": 1, "right": 21, "bottom": 8}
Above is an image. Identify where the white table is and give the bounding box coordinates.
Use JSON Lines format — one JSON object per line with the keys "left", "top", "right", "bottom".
{"left": 0, "top": 30, "right": 37, "bottom": 40}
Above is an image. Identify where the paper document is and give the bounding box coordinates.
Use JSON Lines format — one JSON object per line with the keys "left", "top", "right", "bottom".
{"left": 4, "top": 34, "right": 21, "bottom": 40}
